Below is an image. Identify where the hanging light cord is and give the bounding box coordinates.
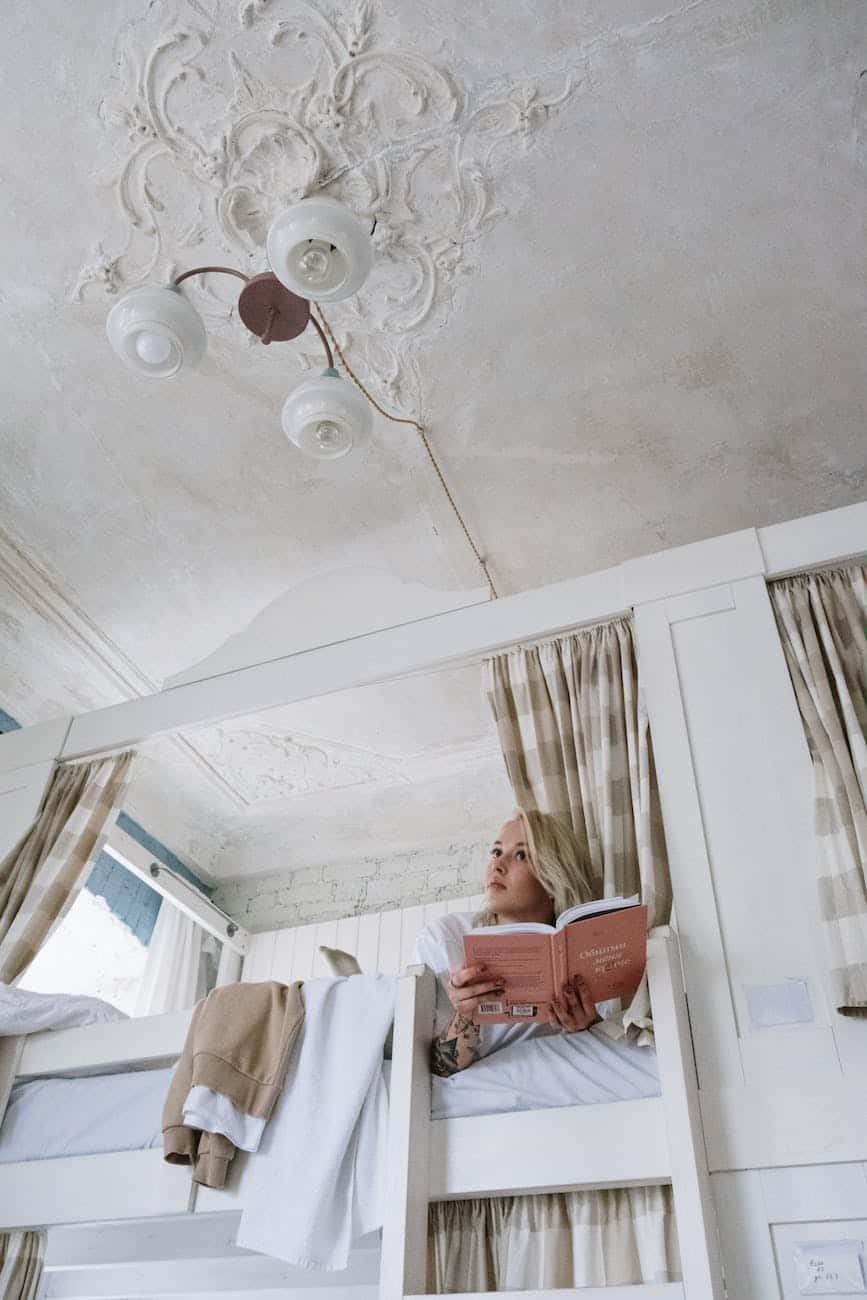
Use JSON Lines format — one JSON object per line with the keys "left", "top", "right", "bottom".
{"left": 313, "top": 306, "right": 498, "bottom": 601}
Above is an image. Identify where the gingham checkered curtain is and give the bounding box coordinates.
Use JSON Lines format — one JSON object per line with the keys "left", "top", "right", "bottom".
{"left": 0, "top": 752, "right": 134, "bottom": 984}
{"left": 0, "top": 1232, "right": 42, "bottom": 1300}
{"left": 485, "top": 617, "right": 671, "bottom": 1039}
{"left": 770, "top": 565, "right": 867, "bottom": 1015}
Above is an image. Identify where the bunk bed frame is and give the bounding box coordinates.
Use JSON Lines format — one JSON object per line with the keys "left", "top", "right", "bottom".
{"left": 1, "top": 933, "right": 710, "bottom": 1300}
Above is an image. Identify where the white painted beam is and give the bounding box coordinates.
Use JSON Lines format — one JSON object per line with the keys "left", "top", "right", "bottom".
{"left": 50, "top": 502, "right": 865, "bottom": 765}
{"left": 42, "top": 1255, "right": 379, "bottom": 1297}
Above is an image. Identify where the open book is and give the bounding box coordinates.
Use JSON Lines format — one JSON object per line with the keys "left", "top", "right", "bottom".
{"left": 462, "top": 895, "right": 647, "bottom": 1025}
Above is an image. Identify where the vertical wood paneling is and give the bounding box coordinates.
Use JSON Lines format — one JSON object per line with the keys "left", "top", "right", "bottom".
{"left": 356, "top": 911, "right": 381, "bottom": 974}
{"left": 270, "top": 926, "right": 297, "bottom": 982}
{"left": 422, "top": 901, "right": 448, "bottom": 927}
{"left": 290, "top": 923, "right": 318, "bottom": 980}
{"left": 241, "top": 930, "right": 276, "bottom": 983}
{"left": 377, "top": 908, "right": 403, "bottom": 975}
{"left": 400, "top": 905, "right": 425, "bottom": 971}
{"left": 335, "top": 914, "right": 360, "bottom": 957}
{"left": 311, "top": 920, "right": 338, "bottom": 977}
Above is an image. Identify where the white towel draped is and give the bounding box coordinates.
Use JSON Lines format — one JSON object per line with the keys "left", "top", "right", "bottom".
{"left": 236, "top": 974, "right": 396, "bottom": 1271}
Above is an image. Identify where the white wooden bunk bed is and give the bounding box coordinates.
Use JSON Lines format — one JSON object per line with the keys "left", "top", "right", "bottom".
{"left": 0, "top": 931, "right": 717, "bottom": 1299}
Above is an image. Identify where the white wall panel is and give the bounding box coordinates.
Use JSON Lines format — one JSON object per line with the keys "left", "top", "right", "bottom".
{"left": 239, "top": 930, "right": 275, "bottom": 984}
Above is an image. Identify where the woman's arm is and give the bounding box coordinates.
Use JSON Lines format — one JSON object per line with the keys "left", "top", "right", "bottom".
{"left": 431, "top": 1012, "right": 481, "bottom": 1076}
{"left": 430, "top": 964, "right": 502, "bottom": 1077}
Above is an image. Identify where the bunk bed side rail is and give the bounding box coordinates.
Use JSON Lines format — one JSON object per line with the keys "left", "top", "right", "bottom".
{"left": 17, "top": 1009, "right": 193, "bottom": 1081}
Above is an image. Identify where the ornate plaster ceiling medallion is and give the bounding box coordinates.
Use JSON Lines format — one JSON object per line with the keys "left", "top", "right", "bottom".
{"left": 75, "top": 0, "right": 576, "bottom": 418}
{"left": 191, "top": 721, "right": 406, "bottom": 805}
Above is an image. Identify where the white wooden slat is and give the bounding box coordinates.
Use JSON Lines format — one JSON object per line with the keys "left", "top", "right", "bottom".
{"left": 399, "top": 904, "right": 424, "bottom": 971}
{"left": 446, "top": 896, "right": 470, "bottom": 914}
{"left": 411, "top": 1288, "right": 683, "bottom": 1300}
{"left": 421, "top": 900, "right": 447, "bottom": 926}
{"left": 43, "top": 1213, "right": 248, "bottom": 1267}
{"left": 270, "top": 926, "right": 297, "bottom": 983}
{"left": 355, "top": 911, "right": 381, "bottom": 973}
{"left": 335, "top": 913, "right": 360, "bottom": 959}
{"left": 311, "top": 920, "right": 339, "bottom": 977}
{"left": 241, "top": 930, "right": 277, "bottom": 983}
{"left": 19, "top": 1011, "right": 191, "bottom": 1080}
{"left": 290, "top": 923, "right": 318, "bottom": 980}
{"left": 468, "top": 893, "right": 484, "bottom": 912}
{"left": 43, "top": 1251, "right": 380, "bottom": 1296}
{"left": 0, "top": 1151, "right": 191, "bottom": 1229}
{"left": 428, "top": 1098, "right": 670, "bottom": 1200}
{"left": 377, "top": 908, "right": 403, "bottom": 975}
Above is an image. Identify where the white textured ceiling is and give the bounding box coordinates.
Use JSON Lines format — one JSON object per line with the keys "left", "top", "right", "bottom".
{"left": 1, "top": 0, "right": 864, "bottom": 880}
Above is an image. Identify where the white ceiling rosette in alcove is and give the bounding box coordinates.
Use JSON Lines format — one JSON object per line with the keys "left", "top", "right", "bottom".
{"left": 74, "top": 0, "right": 575, "bottom": 416}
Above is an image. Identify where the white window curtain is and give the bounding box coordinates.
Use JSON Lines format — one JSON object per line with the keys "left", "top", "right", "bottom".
{"left": 135, "top": 899, "right": 210, "bottom": 1016}
{"left": 770, "top": 564, "right": 867, "bottom": 1014}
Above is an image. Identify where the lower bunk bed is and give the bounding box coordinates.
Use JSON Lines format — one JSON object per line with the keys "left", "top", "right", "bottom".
{"left": 0, "top": 933, "right": 721, "bottom": 1299}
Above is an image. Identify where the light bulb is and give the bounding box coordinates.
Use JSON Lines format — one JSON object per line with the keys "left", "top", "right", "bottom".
{"left": 314, "top": 420, "right": 343, "bottom": 450}
{"left": 267, "top": 198, "right": 373, "bottom": 302}
{"left": 134, "top": 330, "right": 173, "bottom": 366}
{"left": 297, "top": 243, "right": 334, "bottom": 286}
{"left": 106, "top": 285, "right": 206, "bottom": 378}
{"left": 281, "top": 369, "right": 372, "bottom": 459}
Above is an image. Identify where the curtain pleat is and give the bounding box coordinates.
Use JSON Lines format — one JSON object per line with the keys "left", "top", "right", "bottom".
{"left": 0, "top": 1232, "right": 43, "bottom": 1300}
{"left": 0, "top": 752, "right": 134, "bottom": 983}
{"left": 770, "top": 564, "right": 867, "bottom": 1013}
{"left": 428, "top": 1187, "right": 680, "bottom": 1292}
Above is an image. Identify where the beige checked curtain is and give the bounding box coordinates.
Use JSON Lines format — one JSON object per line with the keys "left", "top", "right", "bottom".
{"left": 428, "top": 1186, "right": 679, "bottom": 1292}
{"left": 485, "top": 617, "right": 672, "bottom": 1038}
{"left": 0, "top": 752, "right": 133, "bottom": 984}
{"left": 0, "top": 1232, "right": 42, "bottom": 1300}
{"left": 770, "top": 565, "right": 867, "bottom": 1015}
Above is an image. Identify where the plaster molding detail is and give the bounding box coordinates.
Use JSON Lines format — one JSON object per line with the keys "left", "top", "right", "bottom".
{"left": 190, "top": 719, "right": 405, "bottom": 804}
{"left": 74, "top": 0, "right": 576, "bottom": 414}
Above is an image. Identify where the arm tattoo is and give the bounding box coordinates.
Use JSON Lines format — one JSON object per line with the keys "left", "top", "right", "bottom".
{"left": 430, "top": 1013, "right": 481, "bottom": 1077}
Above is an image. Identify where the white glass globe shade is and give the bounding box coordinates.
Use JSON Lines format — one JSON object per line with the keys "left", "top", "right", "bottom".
{"left": 281, "top": 370, "right": 372, "bottom": 460}
{"left": 106, "top": 285, "right": 207, "bottom": 378}
{"left": 267, "top": 198, "right": 373, "bottom": 303}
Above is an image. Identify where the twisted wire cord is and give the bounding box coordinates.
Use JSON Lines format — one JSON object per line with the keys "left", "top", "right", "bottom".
{"left": 314, "top": 307, "right": 498, "bottom": 601}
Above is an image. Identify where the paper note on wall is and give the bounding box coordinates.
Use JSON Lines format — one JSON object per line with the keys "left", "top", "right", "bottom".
{"left": 793, "top": 1239, "right": 866, "bottom": 1294}
{"left": 745, "top": 978, "right": 814, "bottom": 1029}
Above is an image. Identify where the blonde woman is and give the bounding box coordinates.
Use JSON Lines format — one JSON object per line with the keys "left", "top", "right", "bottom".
{"left": 414, "top": 810, "right": 601, "bottom": 1077}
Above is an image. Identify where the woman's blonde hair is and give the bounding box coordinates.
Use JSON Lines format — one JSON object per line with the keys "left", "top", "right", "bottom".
{"left": 480, "top": 807, "right": 597, "bottom": 923}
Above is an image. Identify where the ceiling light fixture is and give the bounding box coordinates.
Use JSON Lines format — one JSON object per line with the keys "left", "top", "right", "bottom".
{"left": 104, "top": 197, "right": 499, "bottom": 600}
{"left": 105, "top": 199, "right": 374, "bottom": 453}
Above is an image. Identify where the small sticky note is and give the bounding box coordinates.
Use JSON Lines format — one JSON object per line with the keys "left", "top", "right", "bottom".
{"left": 745, "top": 979, "right": 814, "bottom": 1029}
{"left": 793, "top": 1239, "right": 866, "bottom": 1294}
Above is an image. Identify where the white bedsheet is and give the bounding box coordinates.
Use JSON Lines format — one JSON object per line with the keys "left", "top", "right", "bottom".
{"left": 430, "top": 1024, "right": 659, "bottom": 1120}
{"left": 0, "top": 1068, "right": 170, "bottom": 1164}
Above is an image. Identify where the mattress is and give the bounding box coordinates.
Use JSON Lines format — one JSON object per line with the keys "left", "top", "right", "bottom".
{"left": 0, "top": 1067, "right": 171, "bottom": 1164}
{"left": 0, "top": 1030, "right": 658, "bottom": 1163}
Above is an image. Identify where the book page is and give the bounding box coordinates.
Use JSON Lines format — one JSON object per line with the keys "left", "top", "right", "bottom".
{"left": 555, "top": 894, "right": 640, "bottom": 929}
{"left": 463, "top": 931, "right": 554, "bottom": 1024}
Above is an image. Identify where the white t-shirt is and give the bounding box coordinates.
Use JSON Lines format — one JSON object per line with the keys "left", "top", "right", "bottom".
{"left": 413, "top": 912, "right": 558, "bottom": 1057}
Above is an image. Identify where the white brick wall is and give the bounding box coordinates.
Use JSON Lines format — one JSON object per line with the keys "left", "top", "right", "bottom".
{"left": 213, "top": 836, "right": 486, "bottom": 933}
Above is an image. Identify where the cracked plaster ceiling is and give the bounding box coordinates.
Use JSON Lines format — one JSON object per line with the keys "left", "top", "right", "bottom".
{"left": 0, "top": 0, "right": 864, "bottom": 881}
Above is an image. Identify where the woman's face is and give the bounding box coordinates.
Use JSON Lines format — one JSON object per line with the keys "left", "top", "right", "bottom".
{"left": 484, "top": 818, "right": 554, "bottom": 923}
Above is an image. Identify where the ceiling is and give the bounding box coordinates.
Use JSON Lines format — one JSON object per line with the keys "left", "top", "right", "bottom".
{"left": 1, "top": 0, "right": 864, "bottom": 881}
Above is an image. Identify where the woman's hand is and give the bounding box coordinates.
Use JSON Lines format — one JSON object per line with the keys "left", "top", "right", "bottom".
{"left": 550, "top": 976, "right": 600, "bottom": 1034}
{"left": 446, "top": 964, "right": 505, "bottom": 1019}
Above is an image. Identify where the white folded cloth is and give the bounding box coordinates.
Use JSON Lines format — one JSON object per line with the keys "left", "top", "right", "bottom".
{"left": 237, "top": 974, "right": 396, "bottom": 1271}
{"left": 182, "top": 1085, "right": 266, "bottom": 1153}
{"left": 0, "top": 983, "right": 126, "bottom": 1035}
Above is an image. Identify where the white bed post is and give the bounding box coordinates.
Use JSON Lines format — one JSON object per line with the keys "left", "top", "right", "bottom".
{"left": 380, "top": 967, "right": 436, "bottom": 1300}
{"left": 647, "top": 932, "right": 725, "bottom": 1299}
